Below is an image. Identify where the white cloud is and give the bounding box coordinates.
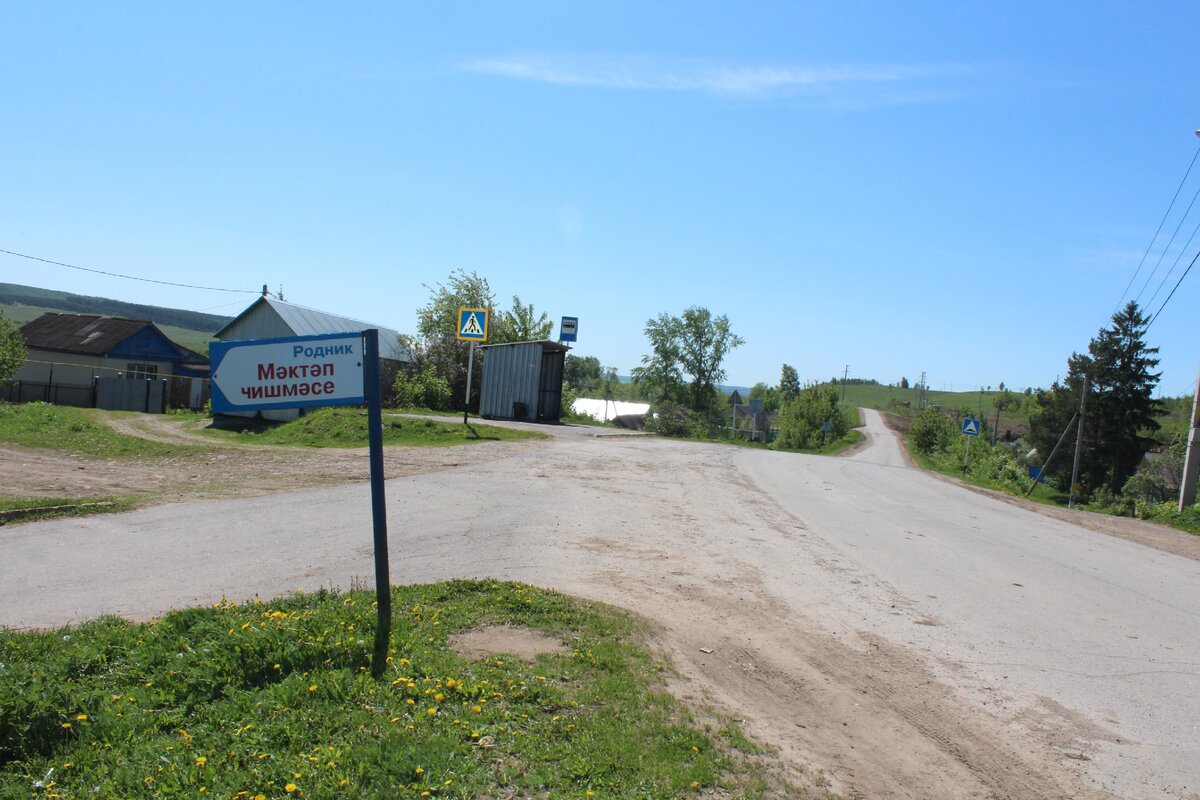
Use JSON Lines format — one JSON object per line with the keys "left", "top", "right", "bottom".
{"left": 463, "top": 53, "right": 976, "bottom": 105}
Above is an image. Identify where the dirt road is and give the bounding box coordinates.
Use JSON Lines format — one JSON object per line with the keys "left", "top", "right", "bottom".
{"left": 3, "top": 412, "right": 1199, "bottom": 799}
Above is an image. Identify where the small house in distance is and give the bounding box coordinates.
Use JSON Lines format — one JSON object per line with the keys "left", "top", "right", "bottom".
{"left": 8, "top": 312, "right": 209, "bottom": 410}
{"left": 215, "top": 296, "right": 410, "bottom": 420}
{"left": 479, "top": 340, "right": 569, "bottom": 422}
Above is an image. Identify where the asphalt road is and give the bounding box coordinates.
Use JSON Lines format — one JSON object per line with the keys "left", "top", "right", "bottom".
{"left": 3, "top": 411, "right": 1198, "bottom": 799}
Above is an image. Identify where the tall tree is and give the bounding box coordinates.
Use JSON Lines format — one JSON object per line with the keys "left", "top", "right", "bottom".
{"left": 564, "top": 354, "right": 602, "bottom": 390}
{"left": 779, "top": 364, "right": 800, "bottom": 399}
{"left": 1028, "top": 302, "right": 1163, "bottom": 496}
{"left": 408, "top": 269, "right": 495, "bottom": 411}
{"left": 0, "top": 312, "right": 26, "bottom": 384}
{"left": 493, "top": 295, "right": 552, "bottom": 343}
{"left": 633, "top": 306, "right": 743, "bottom": 417}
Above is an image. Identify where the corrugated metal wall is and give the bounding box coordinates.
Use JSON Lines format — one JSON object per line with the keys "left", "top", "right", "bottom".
{"left": 480, "top": 343, "right": 542, "bottom": 420}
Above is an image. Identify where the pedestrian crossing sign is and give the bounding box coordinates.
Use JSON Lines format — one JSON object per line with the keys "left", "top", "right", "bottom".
{"left": 456, "top": 308, "right": 489, "bottom": 342}
{"left": 962, "top": 418, "right": 981, "bottom": 437}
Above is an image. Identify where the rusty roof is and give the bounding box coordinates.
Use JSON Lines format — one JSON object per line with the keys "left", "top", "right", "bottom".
{"left": 20, "top": 313, "right": 194, "bottom": 358}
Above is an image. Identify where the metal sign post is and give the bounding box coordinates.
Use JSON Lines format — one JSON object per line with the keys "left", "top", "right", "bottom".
{"left": 456, "top": 308, "right": 490, "bottom": 424}
{"left": 962, "top": 417, "right": 981, "bottom": 467}
{"left": 210, "top": 330, "right": 392, "bottom": 678}
{"left": 464, "top": 342, "right": 475, "bottom": 425}
{"left": 363, "top": 329, "right": 391, "bottom": 678}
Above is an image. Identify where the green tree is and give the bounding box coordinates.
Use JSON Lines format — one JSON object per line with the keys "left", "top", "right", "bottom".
{"left": 633, "top": 307, "right": 743, "bottom": 423}
{"left": 749, "top": 382, "right": 780, "bottom": 414}
{"left": 0, "top": 312, "right": 26, "bottom": 384}
{"left": 773, "top": 384, "right": 852, "bottom": 450}
{"left": 493, "top": 295, "right": 552, "bottom": 343}
{"left": 779, "top": 364, "right": 800, "bottom": 399}
{"left": 408, "top": 269, "right": 495, "bottom": 411}
{"left": 910, "top": 409, "right": 957, "bottom": 454}
{"left": 1028, "top": 301, "right": 1163, "bottom": 496}
{"left": 564, "top": 354, "right": 602, "bottom": 390}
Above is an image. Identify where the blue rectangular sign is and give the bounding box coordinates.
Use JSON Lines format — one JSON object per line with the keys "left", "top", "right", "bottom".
{"left": 210, "top": 332, "right": 365, "bottom": 413}
{"left": 559, "top": 316, "right": 578, "bottom": 342}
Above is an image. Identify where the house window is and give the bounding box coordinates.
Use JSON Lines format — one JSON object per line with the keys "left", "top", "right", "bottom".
{"left": 126, "top": 364, "right": 158, "bottom": 380}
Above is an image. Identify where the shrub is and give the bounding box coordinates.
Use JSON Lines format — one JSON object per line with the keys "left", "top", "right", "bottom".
{"left": 773, "top": 384, "right": 853, "bottom": 450}
{"left": 910, "top": 409, "right": 956, "bottom": 454}
{"left": 393, "top": 364, "right": 453, "bottom": 410}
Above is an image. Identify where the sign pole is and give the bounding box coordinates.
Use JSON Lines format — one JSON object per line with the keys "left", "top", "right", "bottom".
{"left": 363, "top": 329, "right": 392, "bottom": 678}
{"left": 464, "top": 341, "right": 475, "bottom": 425}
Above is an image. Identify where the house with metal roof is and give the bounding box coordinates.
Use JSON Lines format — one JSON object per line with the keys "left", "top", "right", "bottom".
{"left": 7, "top": 312, "right": 209, "bottom": 409}
{"left": 215, "top": 296, "right": 412, "bottom": 420}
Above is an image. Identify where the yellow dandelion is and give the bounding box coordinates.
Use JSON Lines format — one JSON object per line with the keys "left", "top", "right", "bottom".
{"left": 434, "top": 693, "right": 444, "bottom": 702}
{"left": 196, "top": 757, "right": 207, "bottom": 766}
{"left": 60, "top": 722, "right": 71, "bottom": 729}
{"left": 75, "top": 714, "right": 88, "bottom": 721}
{"left": 308, "top": 685, "right": 318, "bottom": 693}
{"left": 426, "top": 708, "right": 437, "bottom": 717}
{"left": 284, "top": 783, "right": 297, "bottom": 793}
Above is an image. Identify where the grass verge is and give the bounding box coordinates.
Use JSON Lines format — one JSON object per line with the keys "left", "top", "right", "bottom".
{"left": 0, "top": 403, "right": 189, "bottom": 458}
{"left": 205, "top": 408, "right": 549, "bottom": 448}
{"left": 0, "top": 581, "right": 797, "bottom": 799}
{"left": 0, "top": 496, "right": 135, "bottom": 526}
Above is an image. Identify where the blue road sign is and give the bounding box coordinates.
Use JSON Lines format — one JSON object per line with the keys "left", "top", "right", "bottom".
{"left": 559, "top": 316, "right": 578, "bottom": 342}
{"left": 962, "top": 418, "right": 982, "bottom": 437}
{"left": 456, "top": 308, "right": 489, "bottom": 342}
{"left": 210, "top": 332, "right": 365, "bottom": 414}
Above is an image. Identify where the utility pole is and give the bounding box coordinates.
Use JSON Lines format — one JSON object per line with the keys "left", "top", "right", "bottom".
{"left": 1068, "top": 373, "right": 1089, "bottom": 509}
{"left": 1178, "top": 365, "right": 1200, "bottom": 510}
{"left": 841, "top": 365, "right": 849, "bottom": 403}
{"left": 992, "top": 395, "right": 1003, "bottom": 446}
{"left": 919, "top": 370, "right": 926, "bottom": 410}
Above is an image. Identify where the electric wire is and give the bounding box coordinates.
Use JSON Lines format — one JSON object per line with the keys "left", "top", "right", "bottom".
{"left": 1133, "top": 178, "right": 1200, "bottom": 308}
{"left": 1115, "top": 140, "right": 1200, "bottom": 313}
{"left": 1148, "top": 246, "right": 1200, "bottom": 329}
{"left": 1144, "top": 216, "right": 1200, "bottom": 311}
{"left": 0, "top": 247, "right": 262, "bottom": 294}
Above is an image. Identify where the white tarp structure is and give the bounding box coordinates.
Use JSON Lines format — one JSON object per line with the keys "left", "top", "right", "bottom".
{"left": 571, "top": 397, "right": 650, "bottom": 423}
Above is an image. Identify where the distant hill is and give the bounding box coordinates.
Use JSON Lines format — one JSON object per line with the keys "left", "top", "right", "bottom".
{"left": 0, "top": 283, "right": 237, "bottom": 355}
{"left": 0, "top": 283, "right": 233, "bottom": 332}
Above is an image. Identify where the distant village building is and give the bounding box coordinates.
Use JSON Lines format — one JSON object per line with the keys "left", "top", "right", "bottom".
{"left": 7, "top": 312, "right": 210, "bottom": 410}
{"left": 215, "top": 296, "right": 410, "bottom": 421}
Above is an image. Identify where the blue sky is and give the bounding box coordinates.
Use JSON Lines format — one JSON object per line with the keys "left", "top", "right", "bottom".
{"left": 3, "top": 1, "right": 1200, "bottom": 395}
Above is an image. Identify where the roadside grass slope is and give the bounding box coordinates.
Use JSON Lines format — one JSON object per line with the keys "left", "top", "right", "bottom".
{"left": 0, "top": 581, "right": 800, "bottom": 799}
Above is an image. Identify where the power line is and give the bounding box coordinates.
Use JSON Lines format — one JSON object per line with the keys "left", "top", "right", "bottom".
{"left": 1133, "top": 178, "right": 1200, "bottom": 308}
{"left": 0, "top": 247, "right": 262, "bottom": 294}
{"left": 1115, "top": 139, "right": 1200, "bottom": 313}
{"left": 1144, "top": 215, "right": 1200, "bottom": 310}
{"left": 1148, "top": 246, "right": 1200, "bottom": 329}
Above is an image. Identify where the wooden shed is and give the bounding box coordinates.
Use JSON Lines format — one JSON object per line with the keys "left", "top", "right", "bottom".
{"left": 478, "top": 341, "right": 569, "bottom": 422}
